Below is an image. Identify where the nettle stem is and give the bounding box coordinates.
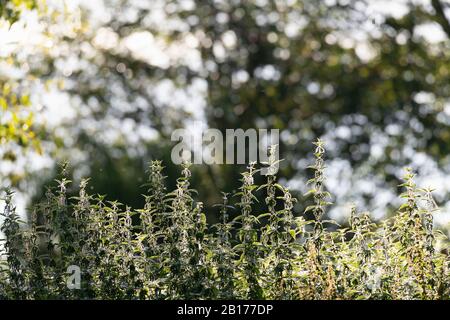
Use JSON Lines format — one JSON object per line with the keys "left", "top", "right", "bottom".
{"left": 236, "top": 162, "right": 264, "bottom": 299}
{"left": 0, "top": 141, "right": 449, "bottom": 300}
{"left": 305, "top": 139, "right": 331, "bottom": 251}
{"left": 214, "top": 192, "right": 235, "bottom": 298}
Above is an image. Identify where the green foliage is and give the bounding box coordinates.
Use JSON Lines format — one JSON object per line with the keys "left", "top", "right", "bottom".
{"left": 0, "top": 0, "right": 37, "bottom": 24}
{"left": 0, "top": 141, "right": 449, "bottom": 300}
{"left": 1, "top": 1, "right": 42, "bottom": 166}
{"left": 0, "top": 81, "right": 41, "bottom": 156}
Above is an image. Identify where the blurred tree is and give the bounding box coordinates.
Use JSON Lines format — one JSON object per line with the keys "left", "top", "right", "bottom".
{"left": 163, "top": 0, "right": 450, "bottom": 213}
{"left": 0, "top": 1, "right": 85, "bottom": 188}
{"left": 5, "top": 0, "right": 450, "bottom": 220}
{"left": 184, "top": 0, "right": 450, "bottom": 194}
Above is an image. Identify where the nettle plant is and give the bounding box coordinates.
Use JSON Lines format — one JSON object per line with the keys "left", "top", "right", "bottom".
{"left": 0, "top": 140, "right": 449, "bottom": 300}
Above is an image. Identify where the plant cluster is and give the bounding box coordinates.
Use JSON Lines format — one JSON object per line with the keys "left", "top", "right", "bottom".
{"left": 0, "top": 141, "right": 449, "bottom": 299}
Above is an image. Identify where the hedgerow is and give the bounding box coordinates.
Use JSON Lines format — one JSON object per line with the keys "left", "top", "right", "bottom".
{"left": 0, "top": 140, "right": 449, "bottom": 300}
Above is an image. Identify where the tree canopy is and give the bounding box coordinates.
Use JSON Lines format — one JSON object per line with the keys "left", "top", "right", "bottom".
{"left": 1, "top": 0, "right": 450, "bottom": 226}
